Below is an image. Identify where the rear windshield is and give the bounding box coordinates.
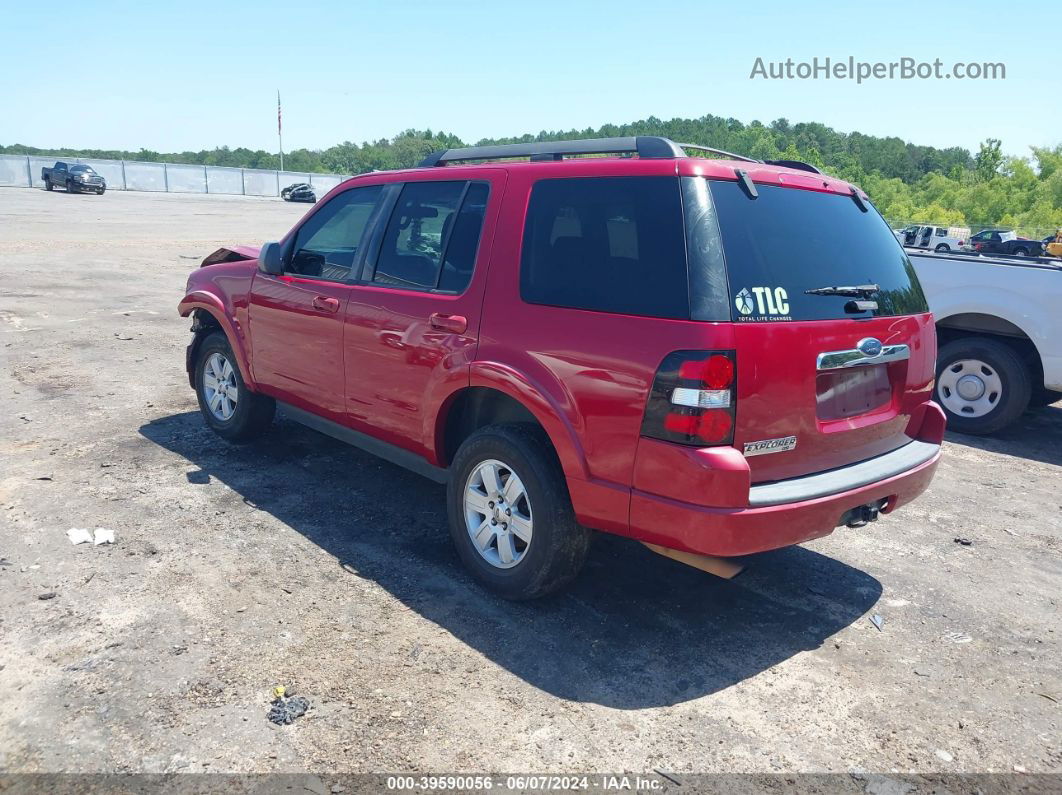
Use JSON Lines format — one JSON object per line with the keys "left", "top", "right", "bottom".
{"left": 688, "top": 178, "right": 929, "bottom": 322}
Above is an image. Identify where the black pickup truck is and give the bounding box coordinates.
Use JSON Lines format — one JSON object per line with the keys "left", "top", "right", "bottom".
{"left": 967, "top": 228, "right": 1043, "bottom": 257}
{"left": 41, "top": 162, "right": 107, "bottom": 194}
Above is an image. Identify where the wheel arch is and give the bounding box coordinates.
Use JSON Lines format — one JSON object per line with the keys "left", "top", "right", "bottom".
{"left": 935, "top": 311, "right": 1043, "bottom": 386}
{"left": 178, "top": 294, "right": 257, "bottom": 390}
{"left": 435, "top": 370, "right": 589, "bottom": 483}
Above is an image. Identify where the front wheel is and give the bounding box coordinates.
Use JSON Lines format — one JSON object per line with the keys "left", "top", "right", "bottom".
{"left": 935, "top": 338, "right": 1031, "bottom": 435}
{"left": 44, "top": 178, "right": 52, "bottom": 191}
{"left": 67, "top": 180, "right": 78, "bottom": 193}
{"left": 447, "top": 425, "right": 591, "bottom": 600}
{"left": 194, "top": 332, "right": 275, "bottom": 442}
{"left": 97, "top": 187, "right": 106, "bottom": 195}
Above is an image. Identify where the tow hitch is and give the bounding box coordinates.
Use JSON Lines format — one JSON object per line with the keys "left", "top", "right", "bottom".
{"left": 841, "top": 498, "right": 888, "bottom": 528}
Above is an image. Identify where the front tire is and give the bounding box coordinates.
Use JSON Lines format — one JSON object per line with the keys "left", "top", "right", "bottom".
{"left": 97, "top": 187, "right": 105, "bottom": 195}
{"left": 935, "top": 337, "right": 1031, "bottom": 435}
{"left": 447, "top": 425, "right": 591, "bottom": 600}
{"left": 194, "top": 332, "right": 275, "bottom": 442}
{"left": 67, "top": 180, "right": 78, "bottom": 193}
{"left": 44, "top": 178, "right": 52, "bottom": 191}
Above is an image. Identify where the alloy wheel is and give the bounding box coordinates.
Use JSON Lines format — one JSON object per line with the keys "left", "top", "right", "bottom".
{"left": 463, "top": 458, "right": 533, "bottom": 569}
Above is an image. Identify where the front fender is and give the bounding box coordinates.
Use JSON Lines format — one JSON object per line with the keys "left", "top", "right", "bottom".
{"left": 178, "top": 292, "right": 257, "bottom": 390}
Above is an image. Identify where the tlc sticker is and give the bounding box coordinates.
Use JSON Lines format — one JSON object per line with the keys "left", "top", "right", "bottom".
{"left": 734, "top": 286, "right": 791, "bottom": 321}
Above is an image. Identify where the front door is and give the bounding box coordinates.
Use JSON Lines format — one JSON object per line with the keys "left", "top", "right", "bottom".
{"left": 342, "top": 175, "right": 501, "bottom": 458}
{"left": 248, "top": 184, "right": 384, "bottom": 423}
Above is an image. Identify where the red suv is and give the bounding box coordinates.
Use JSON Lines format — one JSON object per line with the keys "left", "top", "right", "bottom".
{"left": 179, "top": 136, "right": 945, "bottom": 599}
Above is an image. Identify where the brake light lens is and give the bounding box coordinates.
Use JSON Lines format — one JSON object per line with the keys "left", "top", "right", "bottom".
{"left": 642, "top": 350, "right": 737, "bottom": 447}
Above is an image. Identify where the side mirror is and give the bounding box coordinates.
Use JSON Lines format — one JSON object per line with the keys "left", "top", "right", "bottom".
{"left": 258, "top": 241, "right": 284, "bottom": 275}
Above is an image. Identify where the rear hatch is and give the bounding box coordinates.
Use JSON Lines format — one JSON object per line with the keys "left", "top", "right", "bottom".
{"left": 684, "top": 176, "right": 934, "bottom": 483}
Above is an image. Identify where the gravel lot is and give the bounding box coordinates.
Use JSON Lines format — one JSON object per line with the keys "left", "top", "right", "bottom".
{"left": 1, "top": 187, "right": 1059, "bottom": 780}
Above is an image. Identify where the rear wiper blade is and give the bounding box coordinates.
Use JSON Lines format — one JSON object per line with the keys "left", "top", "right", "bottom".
{"left": 804, "top": 283, "right": 880, "bottom": 297}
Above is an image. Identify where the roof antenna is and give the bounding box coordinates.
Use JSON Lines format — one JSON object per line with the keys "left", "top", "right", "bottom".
{"left": 735, "top": 169, "right": 758, "bottom": 199}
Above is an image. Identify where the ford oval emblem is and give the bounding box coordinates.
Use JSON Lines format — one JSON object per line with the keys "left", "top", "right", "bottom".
{"left": 857, "top": 337, "right": 883, "bottom": 357}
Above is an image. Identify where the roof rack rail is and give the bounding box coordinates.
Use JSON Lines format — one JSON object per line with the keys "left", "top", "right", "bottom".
{"left": 675, "top": 143, "right": 760, "bottom": 164}
{"left": 418, "top": 136, "right": 826, "bottom": 175}
{"left": 419, "top": 136, "right": 686, "bottom": 167}
{"left": 763, "top": 159, "right": 822, "bottom": 174}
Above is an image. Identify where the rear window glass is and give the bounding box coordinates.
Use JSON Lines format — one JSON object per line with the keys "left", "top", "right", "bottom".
{"left": 520, "top": 177, "right": 688, "bottom": 319}
{"left": 695, "top": 179, "right": 928, "bottom": 322}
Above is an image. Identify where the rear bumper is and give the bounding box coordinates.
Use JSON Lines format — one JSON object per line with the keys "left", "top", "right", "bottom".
{"left": 628, "top": 440, "right": 942, "bottom": 558}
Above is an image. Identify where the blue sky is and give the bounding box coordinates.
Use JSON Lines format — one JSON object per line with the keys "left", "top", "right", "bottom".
{"left": 2, "top": 0, "right": 1059, "bottom": 159}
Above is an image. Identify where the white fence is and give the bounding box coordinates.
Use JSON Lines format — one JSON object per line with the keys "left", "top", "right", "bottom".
{"left": 0, "top": 154, "right": 351, "bottom": 197}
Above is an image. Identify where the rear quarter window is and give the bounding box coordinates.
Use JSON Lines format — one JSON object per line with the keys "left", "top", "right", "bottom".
{"left": 520, "top": 177, "right": 689, "bottom": 319}
{"left": 697, "top": 179, "right": 929, "bottom": 321}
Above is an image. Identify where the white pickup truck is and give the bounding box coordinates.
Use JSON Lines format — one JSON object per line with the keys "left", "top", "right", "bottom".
{"left": 908, "top": 250, "right": 1062, "bottom": 434}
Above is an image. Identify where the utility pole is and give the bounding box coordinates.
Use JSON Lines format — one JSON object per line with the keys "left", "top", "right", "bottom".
{"left": 277, "top": 90, "right": 284, "bottom": 171}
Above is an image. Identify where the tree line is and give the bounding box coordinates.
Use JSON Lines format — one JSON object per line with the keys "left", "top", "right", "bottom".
{"left": 4, "top": 114, "right": 1060, "bottom": 236}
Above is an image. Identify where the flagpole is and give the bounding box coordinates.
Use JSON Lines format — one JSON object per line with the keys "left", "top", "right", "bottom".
{"left": 277, "top": 90, "right": 284, "bottom": 171}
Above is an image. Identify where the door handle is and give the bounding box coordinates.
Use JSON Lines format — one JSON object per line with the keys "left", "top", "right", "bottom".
{"left": 312, "top": 295, "right": 340, "bottom": 313}
{"left": 429, "top": 313, "right": 467, "bottom": 334}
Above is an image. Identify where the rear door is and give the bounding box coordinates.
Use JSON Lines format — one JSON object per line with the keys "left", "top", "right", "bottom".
{"left": 342, "top": 172, "right": 503, "bottom": 457}
{"left": 692, "top": 177, "right": 935, "bottom": 482}
{"left": 248, "top": 184, "right": 384, "bottom": 423}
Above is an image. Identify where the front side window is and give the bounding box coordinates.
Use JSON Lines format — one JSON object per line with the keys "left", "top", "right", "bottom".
{"left": 288, "top": 185, "right": 382, "bottom": 282}
{"left": 520, "top": 177, "right": 688, "bottom": 319}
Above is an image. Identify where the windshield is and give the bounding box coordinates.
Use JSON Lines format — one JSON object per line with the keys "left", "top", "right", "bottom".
{"left": 685, "top": 178, "right": 929, "bottom": 322}
{"left": 70, "top": 166, "right": 95, "bottom": 174}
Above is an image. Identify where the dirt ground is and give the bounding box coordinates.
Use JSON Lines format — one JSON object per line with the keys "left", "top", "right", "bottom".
{"left": 1, "top": 187, "right": 1059, "bottom": 780}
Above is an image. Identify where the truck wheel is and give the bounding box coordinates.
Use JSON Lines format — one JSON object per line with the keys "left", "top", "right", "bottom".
{"left": 935, "top": 338, "right": 1031, "bottom": 435}
{"left": 935, "top": 243, "right": 950, "bottom": 252}
{"left": 447, "top": 424, "right": 591, "bottom": 600}
{"left": 67, "top": 180, "right": 78, "bottom": 194}
{"left": 1013, "top": 247, "right": 1028, "bottom": 257}
{"left": 194, "top": 332, "right": 275, "bottom": 442}
{"left": 44, "top": 178, "right": 52, "bottom": 191}
{"left": 97, "top": 187, "right": 105, "bottom": 195}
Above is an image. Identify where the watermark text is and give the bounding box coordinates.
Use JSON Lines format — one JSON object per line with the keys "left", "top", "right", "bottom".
{"left": 750, "top": 56, "right": 1005, "bottom": 83}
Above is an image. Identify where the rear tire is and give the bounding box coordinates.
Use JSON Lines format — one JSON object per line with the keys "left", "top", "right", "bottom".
{"left": 935, "top": 243, "right": 950, "bottom": 252}
{"left": 194, "top": 332, "right": 275, "bottom": 442}
{"left": 447, "top": 424, "right": 591, "bottom": 600}
{"left": 935, "top": 337, "right": 1031, "bottom": 435}
{"left": 1013, "top": 247, "right": 1028, "bottom": 257}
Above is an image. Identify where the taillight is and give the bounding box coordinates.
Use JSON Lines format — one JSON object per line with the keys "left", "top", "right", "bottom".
{"left": 641, "top": 351, "right": 737, "bottom": 447}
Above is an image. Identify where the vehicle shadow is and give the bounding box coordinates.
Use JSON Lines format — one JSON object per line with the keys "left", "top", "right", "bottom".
{"left": 139, "top": 412, "right": 882, "bottom": 709}
{"left": 944, "top": 404, "right": 1062, "bottom": 468}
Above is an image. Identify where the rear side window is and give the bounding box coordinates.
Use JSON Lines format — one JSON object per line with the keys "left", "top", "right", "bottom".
{"left": 520, "top": 177, "right": 688, "bottom": 319}
{"left": 696, "top": 179, "right": 929, "bottom": 321}
{"left": 438, "top": 182, "right": 489, "bottom": 293}
{"left": 373, "top": 181, "right": 488, "bottom": 292}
